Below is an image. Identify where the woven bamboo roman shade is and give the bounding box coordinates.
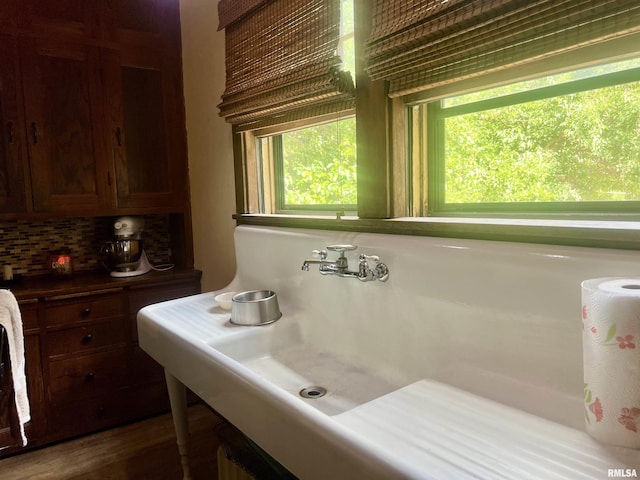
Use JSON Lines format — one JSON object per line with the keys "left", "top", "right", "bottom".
{"left": 366, "top": 0, "right": 640, "bottom": 97}
{"left": 218, "top": 0, "right": 268, "bottom": 30}
{"left": 217, "top": 0, "right": 355, "bottom": 131}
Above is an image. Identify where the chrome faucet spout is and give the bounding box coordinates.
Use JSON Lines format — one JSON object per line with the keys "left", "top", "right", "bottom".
{"left": 302, "top": 259, "right": 331, "bottom": 271}
{"left": 302, "top": 245, "right": 389, "bottom": 282}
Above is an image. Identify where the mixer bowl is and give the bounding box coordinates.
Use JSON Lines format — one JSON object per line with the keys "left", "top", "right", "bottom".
{"left": 102, "top": 239, "right": 143, "bottom": 272}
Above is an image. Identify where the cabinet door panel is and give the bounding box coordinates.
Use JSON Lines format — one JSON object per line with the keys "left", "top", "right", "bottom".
{"left": 0, "top": 3, "right": 20, "bottom": 30}
{"left": 103, "top": 0, "right": 181, "bottom": 50}
{"left": 121, "top": 66, "right": 169, "bottom": 194}
{"left": 21, "top": 303, "right": 45, "bottom": 444}
{"left": 0, "top": 302, "right": 45, "bottom": 450}
{"left": 0, "top": 326, "right": 20, "bottom": 447}
{"left": 23, "top": 0, "right": 101, "bottom": 39}
{"left": 105, "top": 47, "right": 187, "bottom": 209}
{"left": 0, "top": 35, "right": 28, "bottom": 213}
{"left": 21, "top": 40, "right": 112, "bottom": 213}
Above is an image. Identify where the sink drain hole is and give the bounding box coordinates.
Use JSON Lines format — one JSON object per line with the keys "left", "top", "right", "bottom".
{"left": 299, "top": 386, "right": 327, "bottom": 399}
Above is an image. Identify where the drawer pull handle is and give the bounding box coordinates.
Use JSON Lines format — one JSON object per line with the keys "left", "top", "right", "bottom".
{"left": 82, "top": 333, "right": 93, "bottom": 344}
{"left": 81, "top": 308, "right": 91, "bottom": 317}
{"left": 86, "top": 371, "right": 95, "bottom": 381}
{"left": 7, "top": 121, "right": 14, "bottom": 145}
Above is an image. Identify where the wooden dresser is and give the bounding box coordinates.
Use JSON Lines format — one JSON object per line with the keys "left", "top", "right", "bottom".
{"left": 0, "top": 268, "right": 201, "bottom": 457}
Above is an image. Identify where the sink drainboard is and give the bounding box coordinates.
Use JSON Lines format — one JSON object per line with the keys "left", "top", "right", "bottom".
{"left": 299, "top": 386, "right": 327, "bottom": 399}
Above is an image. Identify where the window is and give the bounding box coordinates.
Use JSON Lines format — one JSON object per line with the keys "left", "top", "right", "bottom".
{"left": 255, "top": 0, "right": 356, "bottom": 215}
{"left": 226, "top": 0, "right": 640, "bottom": 249}
{"left": 411, "top": 57, "right": 640, "bottom": 218}
{"left": 257, "top": 117, "right": 356, "bottom": 213}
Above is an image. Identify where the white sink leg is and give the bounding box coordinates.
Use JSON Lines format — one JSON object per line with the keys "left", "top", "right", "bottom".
{"left": 165, "top": 369, "right": 192, "bottom": 480}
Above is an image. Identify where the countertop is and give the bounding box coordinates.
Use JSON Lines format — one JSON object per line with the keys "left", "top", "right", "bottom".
{"left": 2, "top": 268, "right": 202, "bottom": 302}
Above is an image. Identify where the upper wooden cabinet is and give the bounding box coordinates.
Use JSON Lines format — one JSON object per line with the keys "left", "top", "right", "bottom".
{"left": 0, "top": 35, "right": 28, "bottom": 213}
{"left": 104, "top": 46, "right": 188, "bottom": 210}
{"left": 20, "top": 38, "right": 113, "bottom": 213}
{"left": 0, "top": 0, "right": 188, "bottom": 217}
{"left": 17, "top": 1, "right": 181, "bottom": 49}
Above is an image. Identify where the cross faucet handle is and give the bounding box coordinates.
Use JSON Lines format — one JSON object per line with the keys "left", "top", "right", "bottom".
{"left": 326, "top": 245, "right": 357, "bottom": 256}
{"left": 312, "top": 249, "right": 327, "bottom": 260}
{"left": 358, "top": 253, "right": 389, "bottom": 282}
{"left": 325, "top": 245, "right": 356, "bottom": 270}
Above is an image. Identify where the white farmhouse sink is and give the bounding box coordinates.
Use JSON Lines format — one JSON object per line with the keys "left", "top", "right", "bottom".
{"left": 138, "top": 291, "right": 640, "bottom": 480}
{"left": 213, "top": 320, "right": 412, "bottom": 416}
{"left": 138, "top": 292, "right": 417, "bottom": 479}
{"left": 138, "top": 226, "right": 640, "bottom": 479}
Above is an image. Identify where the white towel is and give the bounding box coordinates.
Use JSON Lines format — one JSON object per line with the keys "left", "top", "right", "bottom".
{"left": 0, "top": 289, "right": 31, "bottom": 446}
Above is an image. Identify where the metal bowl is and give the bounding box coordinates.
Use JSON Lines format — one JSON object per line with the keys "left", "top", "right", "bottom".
{"left": 231, "top": 290, "right": 281, "bottom": 326}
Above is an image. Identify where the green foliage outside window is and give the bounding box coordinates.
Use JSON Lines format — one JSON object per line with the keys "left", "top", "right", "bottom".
{"left": 444, "top": 80, "right": 640, "bottom": 204}
{"left": 281, "top": 118, "right": 357, "bottom": 206}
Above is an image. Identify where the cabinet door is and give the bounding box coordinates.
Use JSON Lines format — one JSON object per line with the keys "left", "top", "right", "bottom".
{"left": 0, "top": 302, "right": 45, "bottom": 452}
{"left": 0, "top": 35, "right": 28, "bottom": 213}
{"left": 21, "top": 0, "right": 101, "bottom": 40}
{"left": 0, "top": 3, "right": 20, "bottom": 30}
{"left": 0, "top": 325, "right": 20, "bottom": 448}
{"left": 20, "top": 39, "right": 113, "bottom": 213}
{"left": 105, "top": 47, "right": 188, "bottom": 210}
{"left": 102, "top": 0, "right": 181, "bottom": 51}
{"left": 21, "top": 303, "right": 46, "bottom": 443}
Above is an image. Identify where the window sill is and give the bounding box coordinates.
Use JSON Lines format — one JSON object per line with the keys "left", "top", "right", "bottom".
{"left": 233, "top": 214, "right": 640, "bottom": 250}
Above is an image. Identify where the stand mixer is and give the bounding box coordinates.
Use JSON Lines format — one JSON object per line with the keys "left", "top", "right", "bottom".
{"left": 101, "top": 216, "right": 152, "bottom": 277}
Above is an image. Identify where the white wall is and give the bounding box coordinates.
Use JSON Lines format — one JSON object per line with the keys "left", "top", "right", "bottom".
{"left": 179, "top": 0, "right": 237, "bottom": 292}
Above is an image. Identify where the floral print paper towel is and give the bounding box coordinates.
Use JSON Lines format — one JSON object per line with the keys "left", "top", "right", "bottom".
{"left": 582, "top": 277, "right": 640, "bottom": 449}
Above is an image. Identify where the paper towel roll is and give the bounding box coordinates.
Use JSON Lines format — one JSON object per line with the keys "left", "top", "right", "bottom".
{"left": 582, "top": 277, "right": 640, "bottom": 449}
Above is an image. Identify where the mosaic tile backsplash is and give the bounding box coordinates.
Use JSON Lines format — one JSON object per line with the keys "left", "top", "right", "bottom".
{"left": 0, "top": 215, "right": 173, "bottom": 277}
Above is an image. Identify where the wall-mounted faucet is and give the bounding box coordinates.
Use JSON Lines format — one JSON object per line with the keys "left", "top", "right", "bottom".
{"left": 302, "top": 245, "right": 389, "bottom": 282}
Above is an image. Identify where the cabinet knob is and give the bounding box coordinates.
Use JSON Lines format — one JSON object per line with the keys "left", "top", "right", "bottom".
{"left": 82, "top": 333, "right": 93, "bottom": 344}
{"left": 81, "top": 308, "right": 91, "bottom": 317}
{"left": 86, "top": 371, "right": 95, "bottom": 381}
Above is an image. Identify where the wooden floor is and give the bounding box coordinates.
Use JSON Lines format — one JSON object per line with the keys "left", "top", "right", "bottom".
{"left": 0, "top": 404, "right": 224, "bottom": 480}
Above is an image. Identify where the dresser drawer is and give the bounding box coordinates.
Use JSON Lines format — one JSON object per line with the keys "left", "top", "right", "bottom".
{"left": 49, "top": 390, "right": 131, "bottom": 437}
{"left": 44, "top": 292, "right": 124, "bottom": 329}
{"left": 47, "top": 321, "right": 127, "bottom": 358}
{"left": 48, "top": 347, "right": 127, "bottom": 402}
